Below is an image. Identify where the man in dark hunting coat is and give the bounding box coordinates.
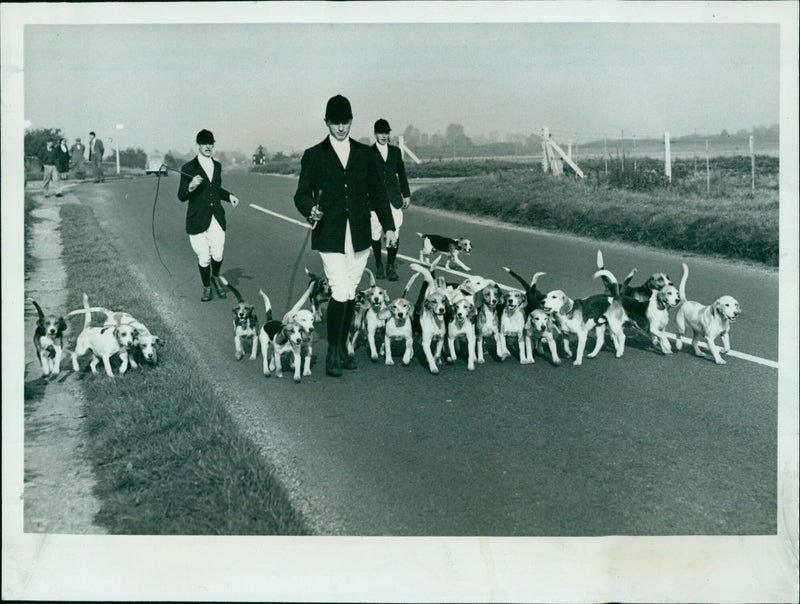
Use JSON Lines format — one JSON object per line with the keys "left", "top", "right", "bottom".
{"left": 294, "top": 94, "right": 396, "bottom": 377}
{"left": 178, "top": 129, "right": 240, "bottom": 301}
{"left": 370, "top": 118, "right": 411, "bottom": 281}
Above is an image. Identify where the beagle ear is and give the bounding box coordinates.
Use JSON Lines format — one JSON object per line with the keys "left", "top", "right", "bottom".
{"left": 378, "top": 308, "right": 393, "bottom": 321}
{"left": 57, "top": 317, "right": 68, "bottom": 333}
{"left": 246, "top": 305, "right": 256, "bottom": 313}
{"left": 156, "top": 336, "right": 165, "bottom": 346}
{"left": 232, "top": 307, "right": 239, "bottom": 315}
{"left": 559, "top": 298, "right": 573, "bottom": 316}
{"left": 383, "top": 291, "right": 391, "bottom": 304}
{"left": 656, "top": 293, "right": 667, "bottom": 311}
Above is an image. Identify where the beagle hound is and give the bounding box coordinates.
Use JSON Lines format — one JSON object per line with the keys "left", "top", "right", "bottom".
{"left": 502, "top": 266, "right": 547, "bottom": 315}
{"left": 361, "top": 268, "right": 391, "bottom": 362}
{"left": 305, "top": 267, "right": 332, "bottom": 323}
{"left": 218, "top": 276, "right": 259, "bottom": 361}
{"left": 497, "top": 289, "right": 530, "bottom": 363}
{"left": 258, "top": 286, "right": 316, "bottom": 382}
{"left": 71, "top": 293, "right": 134, "bottom": 377}
{"left": 69, "top": 305, "right": 163, "bottom": 367}
{"left": 593, "top": 269, "right": 681, "bottom": 356}
{"left": 596, "top": 250, "right": 674, "bottom": 303}
{"left": 446, "top": 295, "right": 478, "bottom": 370}
{"left": 524, "top": 308, "right": 561, "bottom": 365}
{"left": 345, "top": 290, "right": 368, "bottom": 359}
{"left": 674, "top": 263, "right": 741, "bottom": 364}
{"left": 542, "top": 289, "right": 614, "bottom": 366}
{"left": 377, "top": 273, "right": 419, "bottom": 366}
{"left": 31, "top": 299, "right": 68, "bottom": 378}
{"left": 411, "top": 259, "right": 449, "bottom": 374}
{"left": 472, "top": 280, "right": 501, "bottom": 364}
{"left": 417, "top": 232, "right": 472, "bottom": 272}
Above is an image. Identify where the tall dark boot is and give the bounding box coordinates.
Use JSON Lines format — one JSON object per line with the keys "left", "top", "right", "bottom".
{"left": 339, "top": 298, "right": 357, "bottom": 370}
{"left": 386, "top": 241, "right": 399, "bottom": 281}
{"left": 199, "top": 265, "right": 213, "bottom": 301}
{"left": 209, "top": 258, "right": 227, "bottom": 298}
{"left": 372, "top": 240, "right": 385, "bottom": 279}
{"left": 325, "top": 299, "right": 344, "bottom": 377}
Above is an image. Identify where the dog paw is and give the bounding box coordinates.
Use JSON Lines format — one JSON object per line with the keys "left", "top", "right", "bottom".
{"left": 429, "top": 366, "right": 439, "bottom": 375}
{"left": 573, "top": 359, "right": 583, "bottom": 366}
{"left": 236, "top": 353, "right": 244, "bottom": 361}
{"left": 293, "top": 377, "right": 302, "bottom": 383}
{"left": 467, "top": 364, "right": 475, "bottom": 371}
{"left": 370, "top": 355, "right": 379, "bottom": 363}
{"left": 385, "top": 358, "right": 395, "bottom": 366}
{"left": 714, "top": 358, "right": 727, "bottom": 365}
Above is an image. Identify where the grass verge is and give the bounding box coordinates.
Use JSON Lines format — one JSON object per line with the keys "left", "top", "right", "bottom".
{"left": 24, "top": 194, "right": 42, "bottom": 275}
{"left": 412, "top": 168, "right": 778, "bottom": 266}
{"left": 59, "top": 202, "right": 308, "bottom": 535}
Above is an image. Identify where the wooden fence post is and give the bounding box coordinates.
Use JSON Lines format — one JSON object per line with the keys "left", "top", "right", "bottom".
{"left": 664, "top": 131, "right": 672, "bottom": 183}
{"left": 705, "top": 139, "right": 710, "bottom": 195}
{"left": 749, "top": 135, "right": 755, "bottom": 195}
{"left": 541, "top": 127, "right": 549, "bottom": 173}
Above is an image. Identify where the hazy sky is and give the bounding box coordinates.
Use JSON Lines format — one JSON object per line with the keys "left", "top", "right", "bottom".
{"left": 21, "top": 15, "right": 781, "bottom": 156}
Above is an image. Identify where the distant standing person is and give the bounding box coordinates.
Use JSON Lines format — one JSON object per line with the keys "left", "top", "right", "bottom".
{"left": 55, "top": 137, "right": 71, "bottom": 179}
{"left": 70, "top": 137, "right": 87, "bottom": 181}
{"left": 38, "top": 139, "right": 62, "bottom": 197}
{"left": 177, "top": 129, "right": 240, "bottom": 302}
{"left": 370, "top": 119, "right": 411, "bottom": 281}
{"left": 294, "top": 95, "right": 396, "bottom": 377}
{"left": 88, "top": 131, "right": 105, "bottom": 183}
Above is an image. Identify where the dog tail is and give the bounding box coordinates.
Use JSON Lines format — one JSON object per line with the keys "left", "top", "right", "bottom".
{"left": 364, "top": 267, "right": 376, "bottom": 287}
{"left": 593, "top": 269, "right": 620, "bottom": 297}
{"left": 678, "top": 263, "right": 689, "bottom": 304}
{"left": 502, "top": 266, "right": 531, "bottom": 294}
{"left": 622, "top": 268, "right": 638, "bottom": 287}
{"left": 401, "top": 272, "right": 420, "bottom": 299}
{"left": 596, "top": 249, "right": 604, "bottom": 269}
{"left": 416, "top": 232, "right": 425, "bottom": 239}
{"left": 409, "top": 263, "right": 435, "bottom": 288}
{"left": 81, "top": 293, "right": 92, "bottom": 330}
{"left": 282, "top": 282, "right": 314, "bottom": 324}
{"left": 31, "top": 299, "right": 45, "bottom": 322}
{"left": 217, "top": 276, "right": 244, "bottom": 304}
{"left": 259, "top": 289, "right": 273, "bottom": 323}
{"left": 67, "top": 306, "right": 113, "bottom": 318}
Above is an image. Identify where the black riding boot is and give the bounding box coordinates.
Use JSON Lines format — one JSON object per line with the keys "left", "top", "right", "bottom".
{"left": 326, "top": 299, "right": 344, "bottom": 377}
{"left": 199, "top": 265, "right": 213, "bottom": 301}
{"left": 372, "top": 240, "right": 385, "bottom": 279}
{"left": 210, "top": 259, "right": 227, "bottom": 298}
{"left": 339, "top": 298, "right": 357, "bottom": 370}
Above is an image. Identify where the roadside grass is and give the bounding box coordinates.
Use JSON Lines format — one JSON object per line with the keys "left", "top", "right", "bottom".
{"left": 411, "top": 168, "right": 779, "bottom": 266}
{"left": 59, "top": 202, "right": 308, "bottom": 535}
{"left": 24, "top": 194, "right": 42, "bottom": 275}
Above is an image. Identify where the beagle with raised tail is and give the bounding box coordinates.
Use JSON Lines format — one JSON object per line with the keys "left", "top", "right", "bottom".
{"left": 258, "top": 283, "right": 316, "bottom": 382}
{"left": 674, "top": 263, "right": 741, "bottom": 364}
{"left": 411, "top": 257, "right": 449, "bottom": 374}
{"left": 596, "top": 250, "right": 674, "bottom": 303}
{"left": 30, "top": 299, "right": 68, "bottom": 378}
{"left": 218, "top": 276, "right": 259, "bottom": 361}
{"left": 71, "top": 293, "right": 134, "bottom": 377}
{"left": 417, "top": 232, "right": 472, "bottom": 272}
{"left": 377, "top": 273, "right": 419, "bottom": 366}
{"left": 542, "top": 289, "right": 614, "bottom": 366}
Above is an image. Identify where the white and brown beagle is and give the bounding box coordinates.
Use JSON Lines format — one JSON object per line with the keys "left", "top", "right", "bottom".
{"left": 377, "top": 273, "right": 419, "bottom": 366}
{"left": 71, "top": 293, "right": 135, "bottom": 377}
{"left": 417, "top": 232, "right": 472, "bottom": 272}
{"left": 498, "top": 288, "right": 531, "bottom": 364}
{"left": 218, "top": 276, "right": 259, "bottom": 361}
{"left": 541, "top": 289, "right": 616, "bottom": 366}
{"left": 474, "top": 280, "right": 503, "bottom": 364}
{"left": 69, "top": 305, "right": 163, "bottom": 367}
{"left": 411, "top": 258, "right": 449, "bottom": 374}
{"left": 258, "top": 283, "right": 316, "bottom": 382}
{"left": 594, "top": 268, "right": 681, "bottom": 356}
{"left": 674, "top": 263, "right": 741, "bottom": 364}
{"left": 305, "top": 267, "right": 332, "bottom": 323}
{"left": 445, "top": 293, "right": 478, "bottom": 371}
{"left": 30, "top": 299, "right": 68, "bottom": 378}
{"left": 361, "top": 268, "right": 391, "bottom": 362}
{"left": 524, "top": 308, "right": 562, "bottom": 365}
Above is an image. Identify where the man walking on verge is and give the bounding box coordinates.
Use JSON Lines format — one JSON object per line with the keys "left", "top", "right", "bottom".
{"left": 177, "top": 129, "right": 240, "bottom": 301}
{"left": 38, "top": 139, "right": 62, "bottom": 197}
{"left": 370, "top": 119, "right": 411, "bottom": 281}
{"left": 88, "top": 131, "right": 105, "bottom": 183}
{"left": 294, "top": 95, "right": 396, "bottom": 377}
{"left": 70, "top": 137, "right": 87, "bottom": 181}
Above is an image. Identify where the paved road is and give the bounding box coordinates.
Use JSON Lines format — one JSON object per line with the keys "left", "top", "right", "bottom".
{"left": 68, "top": 172, "right": 778, "bottom": 536}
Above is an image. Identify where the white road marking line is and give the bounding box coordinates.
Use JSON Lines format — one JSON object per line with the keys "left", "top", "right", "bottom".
{"left": 249, "top": 203, "right": 779, "bottom": 370}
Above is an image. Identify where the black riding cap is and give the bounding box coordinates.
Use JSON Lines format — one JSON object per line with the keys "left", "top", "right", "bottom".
{"left": 325, "top": 95, "right": 353, "bottom": 123}
{"left": 196, "top": 129, "right": 215, "bottom": 144}
{"left": 374, "top": 119, "right": 391, "bottom": 134}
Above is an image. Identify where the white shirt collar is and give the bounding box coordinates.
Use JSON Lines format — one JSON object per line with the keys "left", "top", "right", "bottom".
{"left": 376, "top": 141, "right": 388, "bottom": 160}
{"left": 197, "top": 153, "right": 215, "bottom": 180}
{"left": 329, "top": 135, "right": 350, "bottom": 167}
